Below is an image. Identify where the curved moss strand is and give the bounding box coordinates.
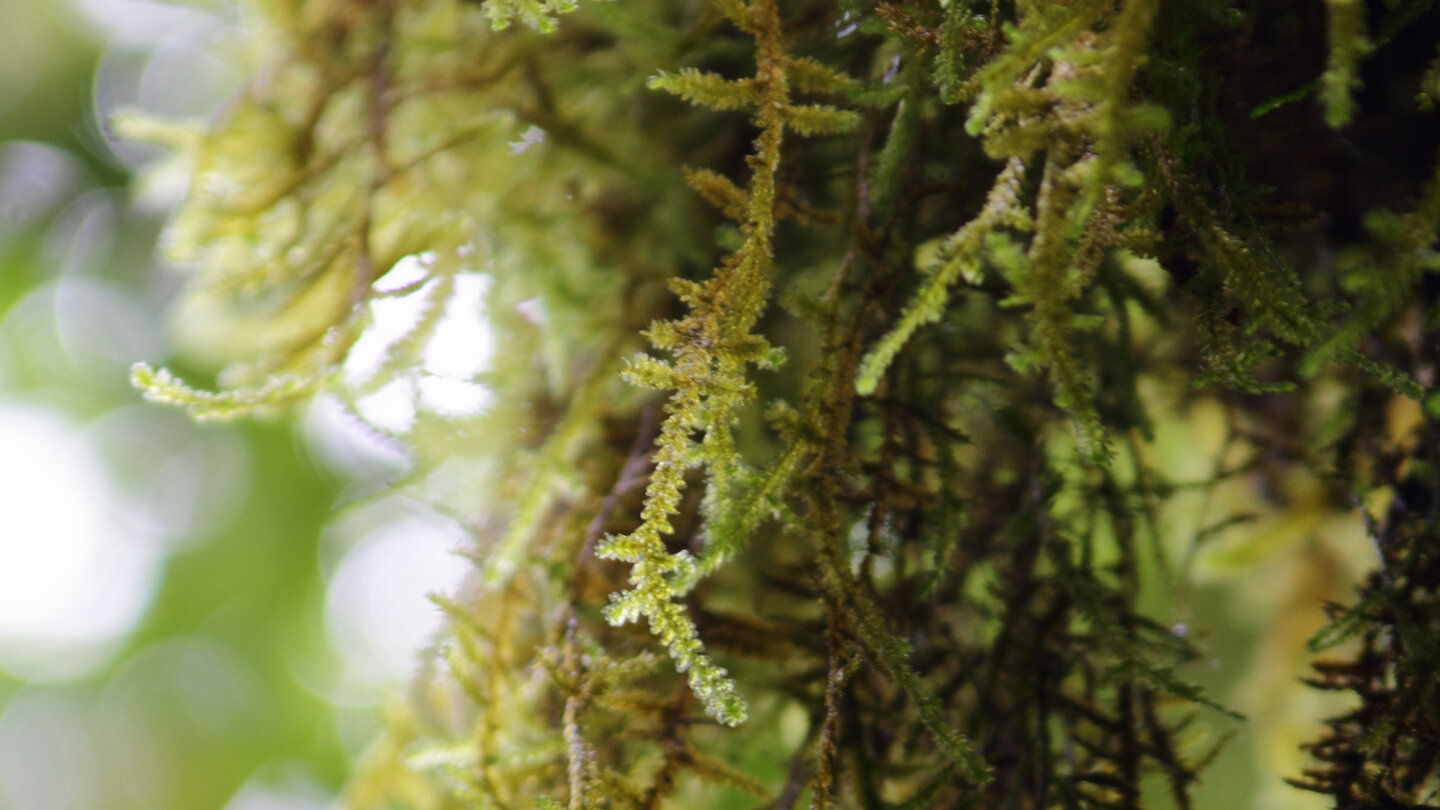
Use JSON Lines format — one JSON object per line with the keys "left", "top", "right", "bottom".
{"left": 130, "top": 308, "right": 357, "bottom": 420}
{"left": 856, "top": 156, "right": 1030, "bottom": 395}
{"left": 131, "top": 363, "right": 334, "bottom": 422}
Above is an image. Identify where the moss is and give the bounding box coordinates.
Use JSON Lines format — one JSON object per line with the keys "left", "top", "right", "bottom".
{"left": 131, "top": 0, "right": 1440, "bottom": 807}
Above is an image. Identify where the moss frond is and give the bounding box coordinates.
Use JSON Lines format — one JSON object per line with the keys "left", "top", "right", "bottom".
{"left": 594, "top": 0, "right": 853, "bottom": 726}
{"left": 786, "top": 56, "right": 864, "bottom": 97}
{"left": 648, "top": 69, "right": 761, "bottom": 111}
{"left": 779, "top": 104, "right": 861, "bottom": 137}
{"left": 131, "top": 355, "right": 341, "bottom": 421}
{"left": 683, "top": 167, "right": 748, "bottom": 222}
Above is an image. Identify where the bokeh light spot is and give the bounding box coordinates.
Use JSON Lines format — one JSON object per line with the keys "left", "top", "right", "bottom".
{"left": 323, "top": 504, "right": 472, "bottom": 700}
{"left": 0, "top": 400, "right": 164, "bottom": 680}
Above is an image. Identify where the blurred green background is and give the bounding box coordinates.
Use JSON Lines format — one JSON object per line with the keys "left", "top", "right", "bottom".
{"left": 0, "top": 2, "right": 473, "bottom": 808}
{"left": 0, "top": 1, "right": 1373, "bottom": 808}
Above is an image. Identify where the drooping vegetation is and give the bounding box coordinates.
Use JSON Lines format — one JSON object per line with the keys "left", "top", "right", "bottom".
{"left": 129, "top": 0, "right": 1440, "bottom": 807}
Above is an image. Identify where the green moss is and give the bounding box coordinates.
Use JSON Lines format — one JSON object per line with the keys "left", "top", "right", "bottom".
{"left": 131, "top": 0, "right": 1440, "bottom": 807}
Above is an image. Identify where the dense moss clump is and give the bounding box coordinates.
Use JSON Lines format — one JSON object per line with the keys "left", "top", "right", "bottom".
{"left": 129, "top": 0, "right": 1440, "bottom": 807}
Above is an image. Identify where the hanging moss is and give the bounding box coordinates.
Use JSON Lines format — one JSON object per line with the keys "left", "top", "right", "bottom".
{"left": 128, "top": 0, "right": 1440, "bottom": 807}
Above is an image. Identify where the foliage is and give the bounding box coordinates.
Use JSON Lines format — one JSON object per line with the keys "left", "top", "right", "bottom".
{"left": 128, "top": 0, "right": 1440, "bottom": 807}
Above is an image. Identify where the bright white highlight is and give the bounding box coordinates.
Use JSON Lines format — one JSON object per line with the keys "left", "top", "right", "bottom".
{"left": 70, "top": 0, "right": 213, "bottom": 47}
{"left": 508, "top": 124, "right": 546, "bottom": 155}
{"left": 323, "top": 507, "right": 472, "bottom": 697}
{"left": 303, "top": 395, "right": 409, "bottom": 482}
{"left": 425, "top": 272, "right": 493, "bottom": 381}
{"left": 308, "top": 253, "right": 494, "bottom": 702}
{"left": 340, "top": 253, "right": 493, "bottom": 432}
{"left": 0, "top": 402, "right": 163, "bottom": 680}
